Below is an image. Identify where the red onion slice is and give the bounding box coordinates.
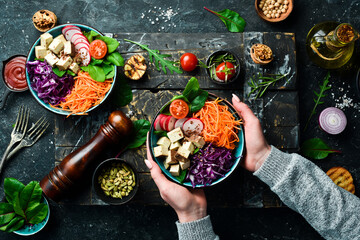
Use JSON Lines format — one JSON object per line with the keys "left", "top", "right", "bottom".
{"left": 319, "top": 107, "right": 347, "bottom": 135}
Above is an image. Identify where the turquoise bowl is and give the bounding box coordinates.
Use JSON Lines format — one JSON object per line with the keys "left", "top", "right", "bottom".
{"left": 26, "top": 23, "right": 116, "bottom": 116}
{"left": 13, "top": 197, "right": 50, "bottom": 236}
{"left": 149, "top": 93, "right": 244, "bottom": 188}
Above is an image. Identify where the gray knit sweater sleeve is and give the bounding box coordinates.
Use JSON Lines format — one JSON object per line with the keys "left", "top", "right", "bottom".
{"left": 176, "top": 215, "right": 219, "bottom": 240}
{"left": 254, "top": 146, "right": 360, "bottom": 240}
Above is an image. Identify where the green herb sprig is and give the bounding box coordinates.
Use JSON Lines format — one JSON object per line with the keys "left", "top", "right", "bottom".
{"left": 304, "top": 72, "right": 331, "bottom": 131}
{"left": 124, "top": 39, "right": 182, "bottom": 75}
{"left": 0, "top": 178, "right": 48, "bottom": 233}
{"left": 301, "top": 138, "right": 341, "bottom": 159}
{"left": 204, "top": 7, "right": 246, "bottom": 33}
{"left": 248, "top": 73, "right": 288, "bottom": 99}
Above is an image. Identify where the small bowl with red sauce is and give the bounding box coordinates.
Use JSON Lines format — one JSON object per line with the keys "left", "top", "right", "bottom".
{"left": 1, "top": 55, "right": 28, "bottom": 109}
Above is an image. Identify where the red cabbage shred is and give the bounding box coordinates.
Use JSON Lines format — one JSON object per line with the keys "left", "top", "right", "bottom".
{"left": 186, "top": 143, "right": 235, "bottom": 188}
{"left": 26, "top": 60, "right": 74, "bottom": 105}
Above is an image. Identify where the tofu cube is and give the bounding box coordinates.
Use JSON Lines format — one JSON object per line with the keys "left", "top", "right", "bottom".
{"left": 179, "top": 159, "right": 190, "bottom": 170}
{"left": 169, "top": 164, "right": 180, "bottom": 177}
{"left": 40, "top": 32, "right": 53, "bottom": 49}
{"left": 54, "top": 34, "right": 67, "bottom": 45}
{"left": 169, "top": 141, "right": 181, "bottom": 151}
{"left": 56, "top": 56, "right": 73, "bottom": 71}
{"left": 35, "top": 46, "right": 47, "bottom": 59}
{"left": 165, "top": 150, "right": 178, "bottom": 165}
{"left": 44, "top": 52, "right": 59, "bottom": 67}
{"left": 175, "top": 146, "right": 191, "bottom": 161}
{"left": 163, "top": 160, "right": 170, "bottom": 170}
{"left": 63, "top": 41, "right": 75, "bottom": 56}
{"left": 48, "top": 38, "right": 64, "bottom": 55}
{"left": 188, "top": 135, "right": 206, "bottom": 148}
{"left": 182, "top": 141, "right": 195, "bottom": 154}
{"left": 167, "top": 127, "right": 184, "bottom": 143}
{"left": 153, "top": 145, "right": 168, "bottom": 158}
{"left": 69, "top": 62, "right": 80, "bottom": 74}
{"left": 156, "top": 136, "right": 171, "bottom": 149}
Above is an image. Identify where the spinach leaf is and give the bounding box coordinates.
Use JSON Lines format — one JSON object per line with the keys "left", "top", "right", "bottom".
{"left": 154, "top": 131, "right": 168, "bottom": 138}
{"left": 105, "top": 65, "right": 115, "bottom": 79}
{"left": 190, "top": 89, "right": 208, "bottom": 113}
{"left": 0, "top": 216, "right": 24, "bottom": 233}
{"left": 204, "top": 7, "right": 246, "bottom": 32}
{"left": 52, "top": 67, "right": 66, "bottom": 77}
{"left": 97, "top": 36, "right": 120, "bottom": 53}
{"left": 84, "top": 30, "right": 100, "bottom": 43}
{"left": 90, "top": 57, "right": 104, "bottom": 66}
{"left": 301, "top": 138, "right": 341, "bottom": 160}
{"left": 13, "top": 194, "right": 25, "bottom": 218}
{"left": 106, "top": 52, "right": 124, "bottom": 67}
{"left": 183, "top": 77, "right": 200, "bottom": 101}
{"left": 34, "top": 58, "right": 44, "bottom": 62}
{"left": 175, "top": 170, "right": 187, "bottom": 183}
{"left": 66, "top": 70, "right": 76, "bottom": 76}
{"left": 19, "top": 181, "right": 42, "bottom": 211}
{"left": 4, "top": 178, "right": 25, "bottom": 205}
{"left": 111, "top": 75, "right": 132, "bottom": 107}
{"left": 88, "top": 65, "right": 105, "bottom": 82}
{"left": 26, "top": 203, "right": 48, "bottom": 225}
{"left": 0, "top": 203, "right": 15, "bottom": 225}
{"left": 127, "top": 119, "right": 151, "bottom": 149}
{"left": 101, "top": 63, "right": 113, "bottom": 76}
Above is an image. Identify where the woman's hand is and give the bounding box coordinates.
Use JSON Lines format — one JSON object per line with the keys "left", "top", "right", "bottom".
{"left": 145, "top": 134, "right": 207, "bottom": 223}
{"left": 232, "top": 94, "right": 271, "bottom": 172}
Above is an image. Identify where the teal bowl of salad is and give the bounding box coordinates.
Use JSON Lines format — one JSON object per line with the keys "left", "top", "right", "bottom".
{"left": 26, "top": 23, "right": 118, "bottom": 116}
{"left": 149, "top": 91, "right": 244, "bottom": 188}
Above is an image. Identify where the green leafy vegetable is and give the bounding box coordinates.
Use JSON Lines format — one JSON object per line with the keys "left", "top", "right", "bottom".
{"left": 34, "top": 58, "right": 44, "bottom": 62}
{"left": 0, "top": 178, "right": 48, "bottom": 233}
{"left": 52, "top": 67, "right": 67, "bottom": 77}
{"left": 88, "top": 65, "right": 105, "bottom": 83}
{"left": 154, "top": 131, "right": 168, "bottom": 138}
{"left": 190, "top": 89, "right": 208, "bottom": 113}
{"left": 124, "top": 39, "right": 182, "bottom": 74}
{"left": 66, "top": 70, "right": 76, "bottom": 76}
{"left": 183, "top": 77, "right": 200, "bottom": 101}
{"left": 301, "top": 138, "right": 341, "bottom": 159}
{"left": 97, "top": 36, "right": 120, "bottom": 53}
{"left": 204, "top": 7, "right": 246, "bottom": 32}
{"left": 248, "top": 73, "right": 289, "bottom": 99}
{"left": 83, "top": 30, "right": 100, "bottom": 43}
{"left": 127, "top": 119, "right": 151, "bottom": 149}
{"left": 106, "top": 52, "right": 124, "bottom": 67}
{"left": 111, "top": 75, "right": 133, "bottom": 107}
{"left": 175, "top": 169, "right": 187, "bottom": 183}
{"left": 90, "top": 57, "right": 104, "bottom": 66}
{"left": 304, "top": 72, "right": 331, "bottom": 131}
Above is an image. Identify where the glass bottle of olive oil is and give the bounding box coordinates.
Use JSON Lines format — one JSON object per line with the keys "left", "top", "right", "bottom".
{"left": 306, "top": 22, "right": 359, "bottom": 69}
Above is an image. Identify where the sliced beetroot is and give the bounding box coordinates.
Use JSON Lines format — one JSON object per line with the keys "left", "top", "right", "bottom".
{"left": 174, "top": 118, "right": 188, "bottom": 130}
{"left": 182, "top": 118, "right": 204, "bottom": 136}
{"left": 167, "top": 117, "right": 177, "bottom": 131}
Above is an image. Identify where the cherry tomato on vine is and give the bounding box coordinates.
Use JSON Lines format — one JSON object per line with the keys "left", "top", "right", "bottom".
{"left": 89, "top": 40, "right": 108, "bottom": 59}
{"left": 180, "top": 53, "right": 198, "bottom": 72}
{"left": 170, "top": 99, "right": 189, "bottom": 119}
{"left": 215, "top": 62, "right": 236, "bottom": 81}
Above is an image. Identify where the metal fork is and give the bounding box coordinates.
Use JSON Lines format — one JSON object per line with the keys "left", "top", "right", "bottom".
{"left": 0, "top": 106, "right": 30, "bottom": 174}
{"left": 6, "top": 116, "right": 50, "bottom": 161}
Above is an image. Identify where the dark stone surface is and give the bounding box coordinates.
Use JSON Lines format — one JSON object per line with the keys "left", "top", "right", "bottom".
{"left": 0, "top": 0, "right": 359, "bottom": 239}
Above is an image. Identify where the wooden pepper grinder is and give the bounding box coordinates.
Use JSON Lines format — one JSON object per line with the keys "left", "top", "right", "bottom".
{"left": 40, "top": 110, "right": 133, "bottom": 202}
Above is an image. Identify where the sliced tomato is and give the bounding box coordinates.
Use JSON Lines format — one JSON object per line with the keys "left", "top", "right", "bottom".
{"left": 170, "top": 99, "right": 189, "bottom": 119}
{"left": 89, "top": 39, "right": 108, "bottom": 59}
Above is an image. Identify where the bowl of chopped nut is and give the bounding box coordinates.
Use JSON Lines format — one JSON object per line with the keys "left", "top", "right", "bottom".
{"left": 255, "top": 0, "right": 293, "bottom": 22}
{"left": 92, "top": 158, "right": 139, "bottom": 205}
{"left": 250, "top": 43, "right": 274, "bottom": 65}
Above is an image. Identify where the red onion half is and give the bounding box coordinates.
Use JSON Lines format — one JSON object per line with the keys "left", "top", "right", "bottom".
{"left": 319, "top": 107, "right": 347, "bottom": 135}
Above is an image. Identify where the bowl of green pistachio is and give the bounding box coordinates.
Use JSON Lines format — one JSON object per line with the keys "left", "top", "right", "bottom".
{"left": 92, "top": 158, "right": 138, "bottom": 205}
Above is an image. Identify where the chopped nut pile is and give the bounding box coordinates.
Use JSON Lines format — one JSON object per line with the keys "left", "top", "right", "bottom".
{"left": 259, "top": 0, "right": 289, "bottom": 19}
{"left": 251, "top": 43, "right": 273, "bottom": 64}
{"left": 33, "top": 10, "right": 57, "bottom": 32}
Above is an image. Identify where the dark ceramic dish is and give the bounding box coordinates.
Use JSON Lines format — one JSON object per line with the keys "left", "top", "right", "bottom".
{"left": 92, "top": 158, "right": 138, "bottom": 205}
{"left": 205, "top": 50, "right": 241, "bottom": 85}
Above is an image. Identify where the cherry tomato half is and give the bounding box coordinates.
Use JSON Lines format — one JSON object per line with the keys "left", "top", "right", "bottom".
{"left": 89, "top": 40, "right": 108, "bottom": 59}
{"left": 170, "top": 99, "right": 189, "bottom": 119}
{"left": 215, "top": 62, "right": 236, "bottom": 81}
{"left": 180, "top": 53, "right": 198, "bottom": 72}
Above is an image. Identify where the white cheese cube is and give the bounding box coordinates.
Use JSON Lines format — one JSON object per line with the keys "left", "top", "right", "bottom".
{"left": 54, "top": 34, "right": 67, "bottom": 45}
{"left": 169, "top": 141, "right": 181, "bottom": 151}
{"left": 156, "top": 136, "right": 171, "bottom": 149}
{"left": 40, "top": 32, "right": 53, "bottom": 49}
{"left": 176, "top": 146, "right": 191, "bottom": 161}
{"left": 167, "top": 127, "right": 184, "bottom": 143}
{"left": 182, "top": 141, "right": 195, "bottom": 154}
{"left": 179, "top": 159, "right": 190, "bottom": 170}
{"left": 63, "top": 41, "right": 74, "bottom": 56}
{"left": 169, "top": 164, "right": 180, "bottom": 177}
{"left": 69, "top": 62, "right": 80, "bottom": 74}
{"left": 44, "top": 52, "right": 59, "bottom": 67}
{"left": 56, "top": 56, "right": 73, "bottom": 71}
{"left": 48, "top": 38, "right": 64, "bottom": 55}
{"left": 35, "top": 46, "right": 47, "bottom": 59}
{"left": 154, "top": 145, "right": 168, "bottom": 158}
{"left": 165, "top": 150, "right": 178, "bottom": 165}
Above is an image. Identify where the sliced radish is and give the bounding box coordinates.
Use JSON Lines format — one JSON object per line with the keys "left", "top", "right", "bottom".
{"left": 77, "top": 47, "right": 91, "bottom": 66}
{"left": 174, "top": 118, "right": 188, "bottom": 130}
{"left": 167, "top": 117, "right": 177, "bottom": 131}
{"left": 62, "top": 25, "right": 81, "bottom": 35}
{"left": 74, "top": 37, "right": 90, "bottom": 46}
{"left": 64, "top": 29, "right": 82, "bottom": 41}
{"left": 75, "top": 42, "right": 90, "bottom": 51}
{"left": 182, "top": 118, "right": 204, "bottom": 136}
{"left": 71, "top": 33, "right": 88, "bottom": 43}
{"left": 160, "top": 115, "right": 170, "bottom": 131}
{"left": 154, "top": 117, "right": 162, "bottom": 131}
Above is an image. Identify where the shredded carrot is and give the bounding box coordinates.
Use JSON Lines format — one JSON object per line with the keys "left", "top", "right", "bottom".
{"left": 53, "top": 71, "right": 113, "bottom": 117}
{"left": 193, "top": 98, "right": 243, "bottom": 150}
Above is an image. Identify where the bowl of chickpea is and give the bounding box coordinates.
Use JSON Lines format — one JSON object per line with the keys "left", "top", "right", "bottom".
{"left": 255, "top": 0, "right": 293, "bottom": 22}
